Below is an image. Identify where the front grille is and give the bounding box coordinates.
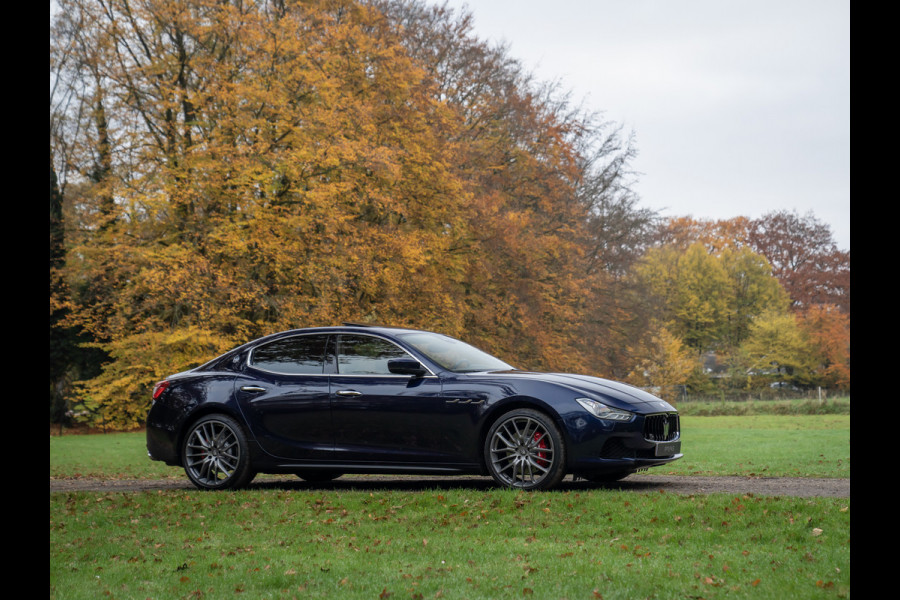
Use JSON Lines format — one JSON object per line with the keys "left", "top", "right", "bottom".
{"left": 643, "top": 413, "right": 680, "bottom": 442}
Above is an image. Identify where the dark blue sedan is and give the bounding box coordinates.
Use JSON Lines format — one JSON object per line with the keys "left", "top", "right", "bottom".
{"left": 146, "top": 324, "right": 682, "bottom": 490}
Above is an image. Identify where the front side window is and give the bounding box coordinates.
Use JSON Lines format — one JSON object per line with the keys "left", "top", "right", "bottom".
{"left": 249, "top": 335, "right": 329, "bottom": 374}
{"left": 337, "top": 335, "right": 410, "bottom": 375}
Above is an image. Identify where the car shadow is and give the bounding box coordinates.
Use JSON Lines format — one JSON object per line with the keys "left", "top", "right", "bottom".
{"left": 245, "top": 475, "right": 666, "bottom": 493}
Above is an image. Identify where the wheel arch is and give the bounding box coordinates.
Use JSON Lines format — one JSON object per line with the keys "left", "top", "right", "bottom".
{"left": 175, "top": 403, "right": 252, "bottom": 467}
{"left": 477, "top": 396, "right": 568, "bottom": 473}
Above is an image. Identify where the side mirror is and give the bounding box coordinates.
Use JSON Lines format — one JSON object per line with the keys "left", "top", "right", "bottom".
{"left": 388, "top": 358, "right": 428, "bottom": 377}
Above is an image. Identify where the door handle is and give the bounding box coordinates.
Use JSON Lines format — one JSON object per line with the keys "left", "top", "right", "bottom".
{"left": 336, "top": 390, "right": 362, "bottom": 397}
{"left": 240, "top": 386, "right": 267, "bottom": 393}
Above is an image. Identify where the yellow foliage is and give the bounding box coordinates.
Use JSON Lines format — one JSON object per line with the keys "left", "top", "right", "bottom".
{"left": 626, "top": 323, "right": 697, "bottom": 404}
{"left": 52, "top": 0, "right": 649, "bottom": 426}
{"left": 74, "top": 328, "right": 236, "bottom": 430}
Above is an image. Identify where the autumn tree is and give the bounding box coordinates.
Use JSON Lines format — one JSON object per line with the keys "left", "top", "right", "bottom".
{"left": 52, "top": 0, "right": 477, "bottom": 427}
{"left": 799, "top": 304, "right": 850, "bottom": 390}
{"left": 650, "top": 213, "right": 850, "bottom": 392}
{"left": 718, "top": 245, "right": 791, "bottom": 347}
{"left": 51, "top": 0, "right": 649, "bottom": 426}
{"left": 50, "top": 18, "right": 111, "bottom": 428}
{"left": 381, "top": 0, "right": 651, "bottom": 374}
{"left": 654, "top": 215, "right": 751, "bottom": 255}
{"left": 50, "top": 151, "right": 72, "bottom": 426}
{"left": 737, "top": 310, "right": 817, "bottom": 387}
{"left": 633, "top": 239, "right": 791, "bottom": 394}
{"left": 635, "top": 243, "right": 733, "bottom": 353}
{"left": 747, "top": 210, "right": 850, "bottom": 313}
{"left": 655, "top": 212, "right": 850, "bottom": 315}
{"left": 625, "top": 322, "right": 696, "bottom": 404}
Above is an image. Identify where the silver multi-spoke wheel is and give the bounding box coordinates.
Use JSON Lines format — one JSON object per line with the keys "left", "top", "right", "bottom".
{"left": 183, "top": 415, "right": 253, "bottom": 490}
{"left": 486, "top": 409, "right": 566, "bottom": 490}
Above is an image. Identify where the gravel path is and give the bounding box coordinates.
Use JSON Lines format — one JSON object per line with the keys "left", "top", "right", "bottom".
{"left": 49, "top": 474, "right": 849, "bottom": 497}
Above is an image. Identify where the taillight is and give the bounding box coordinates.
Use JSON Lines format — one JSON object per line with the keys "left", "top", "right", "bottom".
{"left": 152, "top": 380, "right": 171, "bottom": 401}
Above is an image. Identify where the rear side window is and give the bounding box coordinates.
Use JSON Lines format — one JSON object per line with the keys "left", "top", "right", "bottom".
{"left": 250, "top": 335, "right": 329, "bottom": 374}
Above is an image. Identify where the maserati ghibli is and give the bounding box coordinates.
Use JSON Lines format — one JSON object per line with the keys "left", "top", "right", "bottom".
{"left": 146, "top": 325, "right": 682, "bottom": 490}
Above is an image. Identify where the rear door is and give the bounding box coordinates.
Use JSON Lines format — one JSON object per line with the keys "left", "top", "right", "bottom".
{"left": 234, "top": 333, "right": 333, "bottom": 460}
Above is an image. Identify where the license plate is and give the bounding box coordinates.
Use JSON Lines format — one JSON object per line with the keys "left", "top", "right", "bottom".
{"left": 655, "top": 441, "right": 681, "bottom": 456}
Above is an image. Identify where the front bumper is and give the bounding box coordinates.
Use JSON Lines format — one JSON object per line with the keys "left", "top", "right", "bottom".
{"left": 563, "top": 411, "right": 682, "bottom": 474}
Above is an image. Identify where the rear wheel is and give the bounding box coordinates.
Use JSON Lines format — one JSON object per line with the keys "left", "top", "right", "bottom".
{"left": 182, "top": 414, "right": 255, "bottom": 490}
{"left": 485, "top": 409, "right": 567, "bottom": 490}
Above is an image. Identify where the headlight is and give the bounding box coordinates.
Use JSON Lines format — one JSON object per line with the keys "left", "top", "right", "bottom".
{"left": 575, "top": 397, "right": 634, "bottom": 422}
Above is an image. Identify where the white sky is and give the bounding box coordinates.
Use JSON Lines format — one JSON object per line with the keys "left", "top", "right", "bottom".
{"left": 440, "top": 0, "right": 850, "bottom": 250}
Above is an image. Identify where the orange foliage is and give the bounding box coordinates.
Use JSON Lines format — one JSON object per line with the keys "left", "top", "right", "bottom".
{"left": 799, "top": 304, "right": 850, "bottom": 391}
{"left": 51, "top": 0, "right": 645, "bottom": 423}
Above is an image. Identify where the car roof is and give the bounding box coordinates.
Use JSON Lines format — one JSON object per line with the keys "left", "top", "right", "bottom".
{"left": 254, "top": 323, "right": 435, "bottom": 342}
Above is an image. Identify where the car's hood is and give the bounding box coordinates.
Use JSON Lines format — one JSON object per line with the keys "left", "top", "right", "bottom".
{"left": 484, "top": 371, "right": 676, "bottom": 412}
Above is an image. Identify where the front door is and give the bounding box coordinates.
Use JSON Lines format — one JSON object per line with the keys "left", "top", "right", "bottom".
{"left": 330, "top": 334, "right": 464, "bottom": 465}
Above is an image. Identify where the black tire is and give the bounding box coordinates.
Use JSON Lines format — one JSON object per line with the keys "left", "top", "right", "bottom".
{"left": 182, "top": 414, "right": 255, "bottom": 490}
{"left": 484, "top": 408, "right": 567, "bottom": 490}
{"left": 295, "top": 471, "right": 343, "bottom": 483}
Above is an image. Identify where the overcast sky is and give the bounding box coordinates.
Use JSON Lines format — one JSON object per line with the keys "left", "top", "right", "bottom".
{"left": 440, "top": 0, "right": 850, "bottom": 250}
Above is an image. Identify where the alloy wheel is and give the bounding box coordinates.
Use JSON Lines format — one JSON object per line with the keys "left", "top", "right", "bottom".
{"left": 184, "top": 418, "right": 242, "bottom": 487}
{"left": 488, "top": 413, "right": 560, "bottom": 489}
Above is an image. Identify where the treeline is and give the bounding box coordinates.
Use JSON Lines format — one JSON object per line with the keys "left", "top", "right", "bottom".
{"left": 50, "top": 0, "right": 849, "bottom": 429}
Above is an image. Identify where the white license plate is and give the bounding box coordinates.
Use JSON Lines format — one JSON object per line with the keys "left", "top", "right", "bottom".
{"left": 655, "top": 441, "right": 681, "bottom": 456}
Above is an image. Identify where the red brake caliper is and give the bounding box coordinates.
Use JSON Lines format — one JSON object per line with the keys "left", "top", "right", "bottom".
{"left": 533, "top": 432, "right": 549, "bottom": 467}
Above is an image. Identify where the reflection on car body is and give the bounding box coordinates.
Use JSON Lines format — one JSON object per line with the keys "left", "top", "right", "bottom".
{"left": 147, "top": 324, "right": 682, "bottom": 490}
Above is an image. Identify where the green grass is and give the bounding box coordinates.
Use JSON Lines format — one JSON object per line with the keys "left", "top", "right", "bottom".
{"left": 50, "top": 414, "right": 851, "bottom": 480}
{"left": 659, "top": 415, "right": 850, "bottom": 478}
{"left": 51, "top": 487, "right": 850, "bottom": 599}
{"left": 49, "top": 431, "right": 177, "bottom": 480}
{"left": 50, "top": 414, "right": 851, "bottom": 599}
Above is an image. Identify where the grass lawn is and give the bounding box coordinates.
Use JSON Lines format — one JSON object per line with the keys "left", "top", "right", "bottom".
{"left": 50, "top": 412, "right": 850, "bottom": 599}
{"left": 660, "top": 415, "right": 850, "bottom": 479}
{"left": 51, "top": 485, "right": 849, "bottom": 599}
{"left": 49, "top": 414, "right": 851, "bottom": 480}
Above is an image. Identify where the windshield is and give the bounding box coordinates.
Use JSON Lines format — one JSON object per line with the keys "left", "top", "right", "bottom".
{"left": 397, "top": 332, "right": 514, "bottom": 373}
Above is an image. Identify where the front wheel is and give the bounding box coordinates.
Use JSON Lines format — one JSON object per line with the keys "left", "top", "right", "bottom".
{"left": 484, "top": 409, "right": 567, "bottom": 490}
{"left": 182, "top": 414, "right": 255, "bottom": 490}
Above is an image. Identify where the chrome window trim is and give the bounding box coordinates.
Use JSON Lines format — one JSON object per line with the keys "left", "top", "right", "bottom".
{"left": 330, "top": 373, "right": 440, "bottom": 379}
{"left": 246, "top": 331, "right": 438, "bottom": 378}
{"left": 335, "top": 332, "right": 438, "bottom": 378}
{"left": 246, "top": 332, "right": 331, "bottom": 376}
